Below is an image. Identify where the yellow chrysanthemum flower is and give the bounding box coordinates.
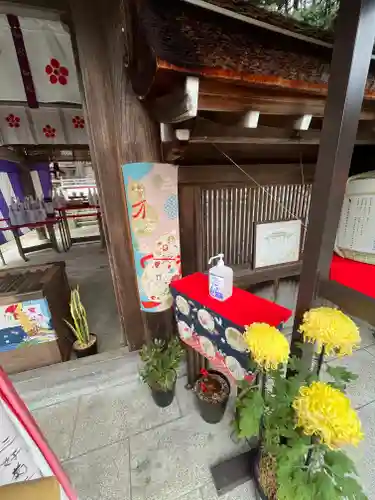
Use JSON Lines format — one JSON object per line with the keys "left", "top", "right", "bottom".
{"left": 299, "top": 307, "right": 360, "bottom": 356}
{"left": 244, "top": 322, "right": 290, "bottom": 371}
{"left": 293, "top": 381, "right": 364, "bottom": 449}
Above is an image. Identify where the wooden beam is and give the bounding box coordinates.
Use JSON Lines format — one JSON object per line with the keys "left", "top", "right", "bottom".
{"left": 190, "top": 136, "right": 321, "bottom": 145}
{"left": 69, "top": 0, "right": 163, "bottom": 350}
{"left": 189, "top": 136, "right": 375, "bottom": 145}
{"left": 160, "top": 123, "right": 173, "bottom": 142}
{"left": 291, "top": 0, "right": 375, "bottom": 360}
{"left": 149, "top": 77, "right": 199, "bottom": 123}
{"left": 294, "top": 114, "right": 312, "bottom": 131}
{"left": 233, "top": 262, "right": 302, "bottom": 289}
{"left": 179, "top": 163, "right": 315, "bottom": 184}
{"left": 198, "top": 79, "right": 375, "bottom": 119}
{"left": 243, "top": 110, "right": 259, "bottom": 129}
{"left": 175, "top": 129, "right": 191, "bottom": 141}
{"left": 188, "top": 124, "right": 375, "bottom": 145}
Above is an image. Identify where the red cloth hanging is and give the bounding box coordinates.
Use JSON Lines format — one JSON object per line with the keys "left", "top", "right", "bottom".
{"left": 330, "top": 254, "right": 375, "bottom": 299}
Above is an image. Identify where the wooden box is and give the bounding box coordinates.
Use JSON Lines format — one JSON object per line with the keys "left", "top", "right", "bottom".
{"left": 0, "top": 262, "right": 72, "bottom": 374}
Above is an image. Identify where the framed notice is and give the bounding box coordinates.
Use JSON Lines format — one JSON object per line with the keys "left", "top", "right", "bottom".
{"left": 253, "top": 219, "right": 302, "bottom": 269}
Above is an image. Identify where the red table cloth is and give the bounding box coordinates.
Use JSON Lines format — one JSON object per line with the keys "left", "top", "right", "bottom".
{"left": 330, "top": 254, "right": 375, "bottom": 299}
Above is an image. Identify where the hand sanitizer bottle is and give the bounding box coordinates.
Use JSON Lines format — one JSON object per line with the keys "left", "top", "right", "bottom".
{"left": 208, "top": 253, "right": 233, "bottom": 301}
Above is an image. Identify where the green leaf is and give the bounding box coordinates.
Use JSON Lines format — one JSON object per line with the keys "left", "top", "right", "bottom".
{"left": 278, "top": 442, "right": 309, "bottom": 465}
{"left": 326, "top": 366, "right": 358, "bottom": 391}
{"left": 334, "top": 476, "right": 368, "bottom": 500}
{"left": 324, "top": 449, "right": 357, "bottom": 477}
{"left": 139, "top": 338, "right": 184, "bottom": 389}
{"left": 312, "top": 471, "right": 341, "bottom": 500}
{"left": 236, "top": 390, "right": 264, "bottom": 439}
{"left": 288, "top": 354, "right": 311, "bottom": 376}
{"left": 277, "top": 464, "right": 314, "bottom": 500}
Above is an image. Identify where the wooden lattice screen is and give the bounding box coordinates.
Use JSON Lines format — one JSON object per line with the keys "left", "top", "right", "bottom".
{"left": 179, "top": 164, "right": 315, "bottom": 282}
{"left": 200, "top": 183, "right": 312, "bottom": 270}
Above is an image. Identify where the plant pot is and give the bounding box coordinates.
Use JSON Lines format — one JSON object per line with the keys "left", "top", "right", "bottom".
{"left": 252, "top": 451, "right": 280, "bottom": 500}
{"left": 194, "top": 370, "right": 230, "bottom": 424}
{"left": 253, "top": 454, "right": 269, "bottom": 500}
{"left": 73, "top": 334, "right": 98, "bottom": 358}
{"left": 150, "top": 377, "right": 176, "bottom": 408}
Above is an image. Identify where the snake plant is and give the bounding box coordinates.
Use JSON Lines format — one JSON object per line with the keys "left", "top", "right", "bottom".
{"left": 65, "top": 286, "right": 91, "bottom": 347}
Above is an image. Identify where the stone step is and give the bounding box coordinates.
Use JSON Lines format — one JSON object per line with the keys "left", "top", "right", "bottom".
{"left": 11, "top": 347, "right": 141, "bottom": 411}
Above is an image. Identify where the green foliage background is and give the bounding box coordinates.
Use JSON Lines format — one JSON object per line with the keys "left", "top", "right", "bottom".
{"left": 242, "top": 0, "right": 339, "bottom": 29}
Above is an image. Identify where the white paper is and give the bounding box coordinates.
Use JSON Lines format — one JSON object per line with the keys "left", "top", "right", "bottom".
{"left": 254, "top": 219, "right": 302, "bottom": 268}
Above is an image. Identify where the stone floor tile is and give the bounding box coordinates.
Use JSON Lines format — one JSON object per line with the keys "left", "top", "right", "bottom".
{"left": 177, "top": 489, "right": 202, "bottom": 500}
{"left": 70, "top": 381, "right": 181, "bottom": 457}
{"left": 347, "top": 401, "right": 375, "bottom": 500}
{"left": 64, "top": 439, "right": 130, "bottom": 500}
{"left": 365, "top": 345, "right": 375, "bottom": 357}
{"left": 32, "top": 398, "right": 79, "bottom": 461}
{"left": 201, "top": 480, "right": 256, "bottom": 500}
{"left": 175, "top": 376, "right": 196, "bottom": 416}
{"left": 129, "top": 413, "right": 246, "bottom": 500}
{"left": 352, "top": 316, "right": 375, "bottom": 349}
{"left": 326, "top": 349, "right": 375, "bottom": 408}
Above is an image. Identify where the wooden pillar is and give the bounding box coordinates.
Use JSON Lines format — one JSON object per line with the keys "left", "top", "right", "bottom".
{"left": 69, "top": 0, "right": 164, "bottom": 349}
{"left": 291, "top": 0, "right": 375, "bottom": 359}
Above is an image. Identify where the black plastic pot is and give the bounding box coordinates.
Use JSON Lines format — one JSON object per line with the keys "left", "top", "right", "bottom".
{"left": 195, "top": 370, "right": 230, "bottom": 424}
{"left": 150, "top": 378, "right": 176, "bottom": 408}
{"left": 73, "top": 334, "right": 98, "bottom": 358}
{"left": 252, "top": 453, "right": 269, "bottom": 500}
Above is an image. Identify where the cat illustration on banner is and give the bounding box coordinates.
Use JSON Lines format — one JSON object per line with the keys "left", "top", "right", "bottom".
{"left": 127, "top": 180, "right": 158, "bottom": 236}
{"left": 139, "top": 231, "right": 181, "bottom": 311}
{"left": 5, "top": 304, "right": 43, "bottom": 336}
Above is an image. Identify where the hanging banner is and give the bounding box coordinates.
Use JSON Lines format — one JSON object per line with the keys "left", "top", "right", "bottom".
{"left": 122, "top": 162, "right": 181, "bottom": 312}
{"left": 0, "top": 15, "right": 26, "bottom": 102}
{"left": 0, "top": 368, "right": 76, "bottom": 499}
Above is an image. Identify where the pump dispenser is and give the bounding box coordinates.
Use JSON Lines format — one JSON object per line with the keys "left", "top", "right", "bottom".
{"left": 208, "top": 253, "right": 233, "bottom": 301}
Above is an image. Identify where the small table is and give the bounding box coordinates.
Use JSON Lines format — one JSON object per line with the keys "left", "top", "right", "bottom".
{"left": 171, "top": 273, "right": 292, "bottom": 385}
{"left": 0, "top": 218, "right": 66, "bottom": 262}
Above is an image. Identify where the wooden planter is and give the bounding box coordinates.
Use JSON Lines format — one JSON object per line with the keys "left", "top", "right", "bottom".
{"left": 0, "top": 262, "right": 73, "bottom": 374}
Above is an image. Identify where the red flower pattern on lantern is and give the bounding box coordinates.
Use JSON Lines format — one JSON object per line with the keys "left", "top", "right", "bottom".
{"left": 45, "top": 58, "right": 69, "bottom": 85}
{"left": 43, "top": 124, "right": 56, "bottom": 139}
{"left": 6, "top": 114, "right": 21, "bottom": 128}
{"left": 72, "top": 116, "right": 85, "bottom": 129}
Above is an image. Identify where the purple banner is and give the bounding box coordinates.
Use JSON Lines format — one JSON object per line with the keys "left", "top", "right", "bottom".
{"left": 29, "top": 163, "right": 52, "bottom": 198}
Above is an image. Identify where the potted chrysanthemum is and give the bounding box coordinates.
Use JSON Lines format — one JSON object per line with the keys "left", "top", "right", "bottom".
{"left": 235, "top": 309, "right": 366, "bottom": 500}
{"left": 300, "top": 306, "right": 361, "bottom": 362}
